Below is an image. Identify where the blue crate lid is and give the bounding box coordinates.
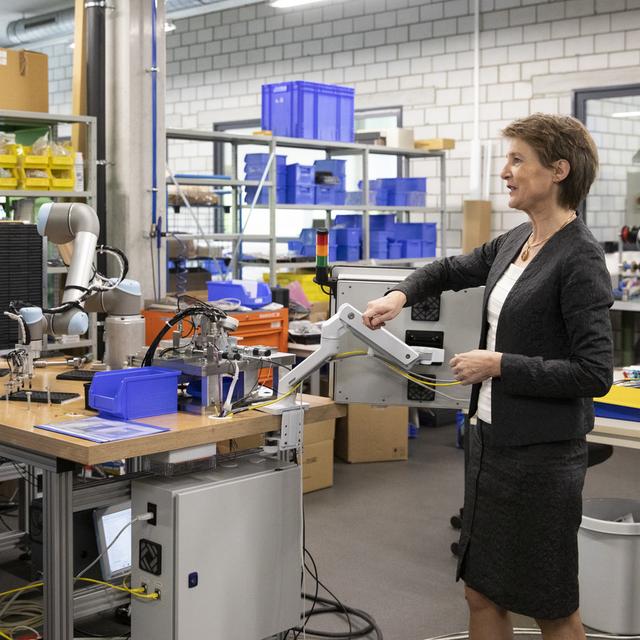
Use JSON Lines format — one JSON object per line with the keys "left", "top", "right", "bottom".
{"left": 207, "top": 280, "right": 272, "bottom": 309}
{"left": 244, "top": 153, "right": 287, "bottom": 165}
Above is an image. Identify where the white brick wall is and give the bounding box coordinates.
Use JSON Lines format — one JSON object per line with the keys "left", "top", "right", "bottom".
{"left": 33, "top": 0, "right": 640, "bottom": 246}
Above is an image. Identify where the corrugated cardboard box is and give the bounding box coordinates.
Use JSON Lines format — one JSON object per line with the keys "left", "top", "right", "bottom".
{"left": 462, "top": 200, "right": 492, "bottom": 253}
{"left": 303, "top": 418, "right": 335, "bottom": 493}
{"left": 0, "top": 49, "right": 48, "bottom": 112}
{"left": 335, "top": 404, "right": 408, "bottom": 463}
{"left": 217, "top": 433, "right": 264, "bottom": 455}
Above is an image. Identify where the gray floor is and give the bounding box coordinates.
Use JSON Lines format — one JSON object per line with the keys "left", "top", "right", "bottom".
{"left": 303, "top": 423, "right": 640, "bottom": 640}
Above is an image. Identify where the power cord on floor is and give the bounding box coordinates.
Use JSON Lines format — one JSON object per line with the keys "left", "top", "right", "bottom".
{"left": 421, "top": 629, "right": 640, "bottom": 640}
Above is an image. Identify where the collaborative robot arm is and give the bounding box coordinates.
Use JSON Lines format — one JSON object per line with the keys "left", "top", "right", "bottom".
{"left": 260, "top": 303, "right": 445, "bottom": 451}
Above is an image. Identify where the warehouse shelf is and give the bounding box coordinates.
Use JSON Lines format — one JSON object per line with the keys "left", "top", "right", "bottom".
{"left": 240, "top": 258, "right": 428, "bottom": 269}
{"left": 0, "top": 190, "right": 92, "bottom": 199}
{"left": 166, "top": 128, "right": 448, "bottom": 286}
{"left": 165, "top": 177, "right": 272, "bottom": 188}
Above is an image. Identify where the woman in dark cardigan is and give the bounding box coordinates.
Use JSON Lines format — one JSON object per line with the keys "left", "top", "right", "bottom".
{"left": 362, "top": 113, "right": 613, "bottom": 640}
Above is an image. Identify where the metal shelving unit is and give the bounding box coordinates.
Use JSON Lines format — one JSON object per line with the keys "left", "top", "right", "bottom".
{"left": 0, "top": 109, "right": 98, "bottom": 356}
{"left": 166, "top": 128, "right": 447, "bottom": 286}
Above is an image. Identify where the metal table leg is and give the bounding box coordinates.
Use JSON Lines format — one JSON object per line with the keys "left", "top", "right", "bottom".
{"left": 43, "top": 466, "right": 74, "bottom": 640}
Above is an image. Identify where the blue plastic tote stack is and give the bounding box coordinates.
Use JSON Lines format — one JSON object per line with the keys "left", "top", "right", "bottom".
{"left": 244, "top": 153, "right": 287, "bottom": 205}
{"left": 285, "top": 163, "right": 315, "bottom": 205}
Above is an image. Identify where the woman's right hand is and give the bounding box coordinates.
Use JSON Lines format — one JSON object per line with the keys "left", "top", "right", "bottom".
{"left": 362, "top": 291, "right": 407, "bottom": 330}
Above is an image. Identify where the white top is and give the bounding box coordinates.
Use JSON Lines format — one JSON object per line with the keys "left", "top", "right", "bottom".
{"left": 476, "top": 263, "right": 525, "bottom": 424}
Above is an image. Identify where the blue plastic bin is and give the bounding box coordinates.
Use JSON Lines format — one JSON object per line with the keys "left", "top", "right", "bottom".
{"left": 370, "top": 214, "right": 396, "bottom": 230}
{"left": 370, "top": 242, "right": 389, "bottom": 259}
{"left": 401, "top": 239, "right": 423, "bottom": 258}
{"left": 379, "top": 177, "right": 427, "bottom": 192}
{"left": 334, "top": 227, "right": 361, "bottom": 246}
{"left": 370, "top": 230, "right": 390, "bottom": 245}
{"left": 388, "top": 191, "right": 427, "bottom": 207}
{"left": 245, "top": 187, "right": 286, "bottom": 205}
{"left": 286, "top": 184, "right": 315, "bottom": 205}
{"left": 299, "top": 228, "right": 316, "bottom": 244}
{"left": 316, "top": 187, "right": 346, "bottom": 205}
{"left": 393, "top": 223, "right": 436, "bottom": 242}
{"left": 245, "top": 154, "right": 287, "bottom": 167}
{"left": 314, "top": 159, "right": 346, "bottom": 177}
{"left": 334, "top": 214, "right": 361, "bottom": 227}
{"left": 207, "top": 280, "right": 272, "bottom": 309}
{"left": 388, "top": 240, "right": 402, "bottom": 259}
{"left": 336, "top": 245, "right": 360, "bottom": 261}
{"left": 422, "top": 241, "right": 436, "bottom": 257}
{"left": 89, "top": 367, "right": 180, "bottom": 420}
{"left": 287, "top": 163, "right": 315, "bottom": 186}
{"left": 262, "top": 81, "right": 355, "bottom": 142}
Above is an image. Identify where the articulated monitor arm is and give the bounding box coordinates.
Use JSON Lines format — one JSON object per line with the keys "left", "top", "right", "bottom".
{"left": 260, "top": 303, "right": 445, "bottom": 451}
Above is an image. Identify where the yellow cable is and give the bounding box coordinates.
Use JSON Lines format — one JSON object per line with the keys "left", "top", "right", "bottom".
{"left": 0, "top": 583, "right": 43, "bottom": 600}
{"left": 384, "top": 362, "right": 462, "bottom": 387}
{"left": 333, "top": 350, "right": 368, "bottom": 358}
{"left": 0, "top": 631, "right": 10, "bottom": 639}
{"left": 247, "top": 383, "right": 302, "bottom": 411}
{"left": 76, "top": 577, "right": 159, "bottom": 600}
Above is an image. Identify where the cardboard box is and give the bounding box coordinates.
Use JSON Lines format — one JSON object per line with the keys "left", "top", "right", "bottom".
{"left": 462, "top": 200, "right": 492, "bottom": 253}
{"left": 303, "top": 440, "right": 334, "bottom": 493}
{"left": 217, "top": 433, "right": 264, "bottom": 455}
{"left": 335, "top": 404, "right": 408, "bottom": 463}
{"left": 302, "top": 418, "right": 335, "bottom": 493}
{"left": 382, "top": 127, "right": 414, "bottom": 149}
{"left": 307, "top": 300, "right": 329, "bottom": 323}
{"left": 414, "top": 138, "right": 456, "bottom": 151}
{"left": 0, "top": 49, "right": 48, "bottom": 112}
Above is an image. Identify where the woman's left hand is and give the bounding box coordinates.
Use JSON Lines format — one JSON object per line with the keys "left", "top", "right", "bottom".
{"left": 450, "top": 350, "right": 502, "bottom": 385}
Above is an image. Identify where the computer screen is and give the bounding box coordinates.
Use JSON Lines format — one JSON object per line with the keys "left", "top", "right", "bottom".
{"left": 94, "top": 502, "right": 132, "bottom": 581}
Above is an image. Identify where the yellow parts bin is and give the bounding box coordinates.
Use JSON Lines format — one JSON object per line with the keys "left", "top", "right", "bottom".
{"left": 266, "top": 272, "right": 329, "bottom": 303}
{"left": 49, "top": 147, "right": 75, "bottom": 190}
{"left": 0, "top": 149, "right": 18, "bottom": 189}
{"left": 17, "top": 145, "right": 50, "bottom": 190}
{"left": 594, "top": 383, "right": 640, "bottom": 421}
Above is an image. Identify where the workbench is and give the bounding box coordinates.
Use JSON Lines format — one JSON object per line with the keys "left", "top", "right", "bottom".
{"left": 0, "top": 369, "right": 346, "bottom": 640}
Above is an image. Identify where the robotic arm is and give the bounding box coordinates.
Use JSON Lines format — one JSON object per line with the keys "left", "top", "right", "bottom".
{"left": 260, "top": 303, "right": 445, "bottom": 451}
{"left": 5, "top": 202, "right": 144, "bottom": 374}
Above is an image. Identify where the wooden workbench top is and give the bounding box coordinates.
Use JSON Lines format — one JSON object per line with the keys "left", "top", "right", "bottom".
{"left": 0, "top": 368, "right": 345, "bottom": 466}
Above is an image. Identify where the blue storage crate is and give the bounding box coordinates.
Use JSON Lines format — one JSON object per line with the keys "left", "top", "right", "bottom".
{"left": 207, "top": 280, "right": 272, "bottom": 309}
{"left": 287, "top": 163, "right": 315, "bottom": 186}
{"left": 379, "top": 177, "right": 427, "bottom": 192}
{"left": 300, "top": 245, "right": 316, "bottom": 257}
{"left": 89, "top": 367, "right": 180, "bottom": 420}
{"left": 288, "top": 240, "right": 303, "bottom": 254}
{"left": 245, "top": 187, "right": 286, "bottom": 205}
{"left": 314, "top": 159, "right": 346, "bottom": 177}
{"left": 245, "top": 153, "right": 287, "bottom": 167}
{"left": 286, "top": 184, "right": 315, "bottom": 205}
{"left": 388, "top": 191, "right": 427, "bottom": 207}
{"left": 262, "top": 81, "right": 355, "bottom": 142}
{"left": 334, "top": 227, "right": 361, "bottom": 246}
{"left": 422, "top": 241, "right": 436, "bottom": 257}
{"left": 370, "top": 242, "right": 389, "bottom": 259}
{"left": 393, "top": 223, "right": 436, "bottom": 242}
{"left": 370, "top": 230, "right": 391, "bottom": 245}
{"left": 315, "top": 187, "right": 346, "bottom": 205}
{"left": 370, "top": 214, "right": 396, "bottom": 230}
{"left": 334, "top": 214, "right": 362, "bottom": 227}
{"left": 401, "top": 239, "right": 422, "bottom": 258}
{"left": 388, "top": 240, "right": 402, "bottom": 259}
{"left": 299, "top": 228, "right": 316, "bottom": 245}
{"left": 336, "top": 245, "right": 360, "bottom": 261}
{"left": 329, "top": 244, "right": 337, "bottom": 261}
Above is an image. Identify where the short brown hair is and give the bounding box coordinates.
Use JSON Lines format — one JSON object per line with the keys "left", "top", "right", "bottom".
{"left": 501, "top": 113, "right": 599, "bottom": 210}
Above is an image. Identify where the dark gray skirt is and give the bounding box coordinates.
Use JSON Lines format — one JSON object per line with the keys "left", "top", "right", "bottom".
{"left": 457, "top": 421, "right": 587, "bottom": 620}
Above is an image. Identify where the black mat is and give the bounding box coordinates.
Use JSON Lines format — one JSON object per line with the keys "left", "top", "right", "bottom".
{"left": 56, "top": 369, "right": 96, "bottom": 381}
{"left": 0, "top": 390, "right": 80, "bottom": 404}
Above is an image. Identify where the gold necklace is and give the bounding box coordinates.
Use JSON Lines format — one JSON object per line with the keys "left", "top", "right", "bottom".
{"left": 520, "top": 213, "right": 576, "bottom": 261}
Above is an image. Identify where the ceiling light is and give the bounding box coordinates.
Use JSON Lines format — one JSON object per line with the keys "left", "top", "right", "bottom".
{"left": 165, "top": 20, "right": 177, "bottom": 32}
{"left": 611, "top": 111, "right": 640, "bottom": 118}
{"left": 271, "top": 0, "right": 326, "bottom": 8}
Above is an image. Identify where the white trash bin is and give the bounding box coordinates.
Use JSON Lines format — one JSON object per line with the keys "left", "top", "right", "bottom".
{"left": 578, "top": 498, "right": 640, "bottom": 635}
